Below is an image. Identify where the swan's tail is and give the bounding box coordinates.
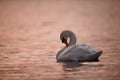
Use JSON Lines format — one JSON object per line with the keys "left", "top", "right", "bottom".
{"left": 88, "top": 50, "right": 102, "bottom": 61}
{"left": 93, "top": 50, "right": 102, "bottom": 61}
{"left": 96, "top": 50, "right": 102, "bottom": 56}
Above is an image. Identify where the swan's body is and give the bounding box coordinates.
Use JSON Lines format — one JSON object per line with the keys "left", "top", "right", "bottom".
{"left": 56, "top": 30, "right": 102, "bottom": 62}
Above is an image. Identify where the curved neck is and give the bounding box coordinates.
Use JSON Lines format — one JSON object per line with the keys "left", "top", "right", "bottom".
{"left": 68, "top": 31, "right": 77, "bottom": 46}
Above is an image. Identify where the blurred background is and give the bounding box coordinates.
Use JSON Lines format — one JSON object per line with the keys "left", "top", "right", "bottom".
{"left": 0, "top": 0, "right": 120, "bottom": 80}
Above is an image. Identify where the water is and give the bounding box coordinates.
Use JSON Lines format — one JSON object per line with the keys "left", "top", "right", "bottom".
{"left": 0, "top": 0, "right": 120, "bottom": 80}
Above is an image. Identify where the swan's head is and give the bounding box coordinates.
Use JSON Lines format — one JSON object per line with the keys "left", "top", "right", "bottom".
{"left": 60, "top": 30, "right": 76, "bottom": 47}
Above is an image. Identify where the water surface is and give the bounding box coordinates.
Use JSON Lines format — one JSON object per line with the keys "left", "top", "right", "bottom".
{"left": 0, "top": 0, "right": 120, "bottom": 80}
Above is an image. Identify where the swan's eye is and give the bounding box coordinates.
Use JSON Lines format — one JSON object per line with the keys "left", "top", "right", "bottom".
{"left": 62, "top": 37, "right": 66, "bottom": 43}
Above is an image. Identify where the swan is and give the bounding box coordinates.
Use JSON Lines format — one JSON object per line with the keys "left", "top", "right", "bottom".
{"left": 56, "top": 30, "right": 102, "bottom": 62}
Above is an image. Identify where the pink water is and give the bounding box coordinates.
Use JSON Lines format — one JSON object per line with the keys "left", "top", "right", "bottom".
{"left": 0, "top": 0, "right": 120, "bottom": 80}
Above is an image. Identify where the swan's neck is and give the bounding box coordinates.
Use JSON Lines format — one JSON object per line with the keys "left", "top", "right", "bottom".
{"left": 68, "top": 31, "right": 77, "bottom": 46}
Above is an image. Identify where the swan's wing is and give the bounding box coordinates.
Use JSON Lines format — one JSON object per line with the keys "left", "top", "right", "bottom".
{"left": 78, "top": 44, "right": 96, "bottom": 53}
{"left": 66, "top": 47, "right": 101, "bottom": 61}
{"left": 73, "top": 46, "right": 102, "bottom": 61}
{"left": 59, "top": 45, "right": 94, "bottom": 58}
